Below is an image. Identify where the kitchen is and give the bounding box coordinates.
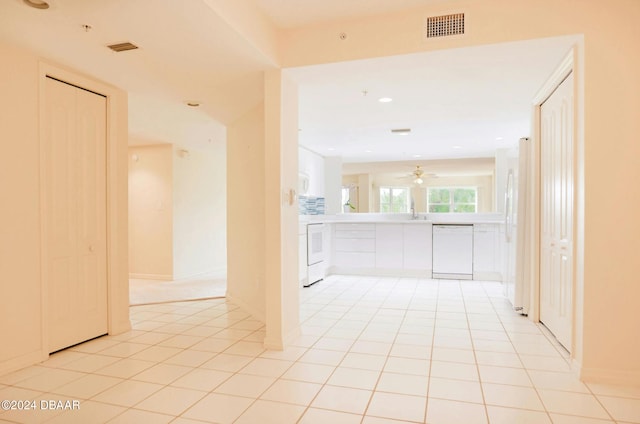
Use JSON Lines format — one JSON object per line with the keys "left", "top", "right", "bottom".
{"left": 298, "top": 159, "right": 508, "bottom": 291}
{"left": 294, "top": 36, "right": 577, "bottom": 317}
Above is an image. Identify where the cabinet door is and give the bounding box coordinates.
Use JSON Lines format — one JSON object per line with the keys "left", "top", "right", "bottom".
{"left": 299, "top": 233, "right": 307, "bottom": 283}
{"left": 375, "top": 224, "right": 403, "bottom": 269}
{"left": 473, "top": 224, "right": 495, "bottom": 273}
{"left": 323, "top": 224, "right": 332, "bottom": 268}
{"left": 403, "top": 224, "right": 432, "bottom": 270}
{"left": 333, "top": 252, "right": 376, "bottom": 268}
{"left": 331, "top": 223, "right": 376, "bottom": 269}
{"left": 334, "top": 238, "right": 376, "bottom": 252}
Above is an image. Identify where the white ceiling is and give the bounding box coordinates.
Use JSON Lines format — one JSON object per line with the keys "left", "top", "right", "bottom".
{"left": 290, "top": 36, "right": 578, "bottom": 163}
{"left": 0, "top": 0, "right": 274, "bottom": 148}
{"left": 0, "top": 1, "right": 578, "bottom": 162}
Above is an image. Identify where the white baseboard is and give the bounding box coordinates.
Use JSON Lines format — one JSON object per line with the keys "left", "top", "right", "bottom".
{"left": 473, "top": 271, "right": 503, "bottom": 281}
{"left": 328, "top": 266, "right": 432, "bottom": 278}
{"left": 225, "top": 292, "right": 265, "bottom": 323}
{"left": 173, "top": 267, "right": 227, "bottom": 281}
{"left": 327, "top": 267, "right": 502, "bottom": 281}
{"left": 264, "top": 325, "right": 302, "bottom": 350}
{"left": 110, "top": 318, "right": 132, "bottom": 336}
{"left": 130, "top": 268, "right": 227, "bottom": 282}
{"left": 580, "top": 365, "right": 640, "bottom": 386}
{"left": 0, "top": 350, "right": 46, "bottom": 377}
{"left": 129, "top": 273, "right": 172, "bottom": 281}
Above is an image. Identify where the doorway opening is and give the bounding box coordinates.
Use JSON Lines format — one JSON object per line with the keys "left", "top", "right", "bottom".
{"left": 127, "top": 141, "right": 228, "bottom": 305}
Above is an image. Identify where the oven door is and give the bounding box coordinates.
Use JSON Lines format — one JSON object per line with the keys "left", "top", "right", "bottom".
{"left": 307, "top": 223, "right": 324, "bottom": 266}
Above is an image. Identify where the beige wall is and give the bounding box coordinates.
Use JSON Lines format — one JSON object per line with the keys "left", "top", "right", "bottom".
{"left": 0, "top": 40, "right": 43, "bottom": 372}
{"left": 264, "top": 70, "right": 301, "bottom": 348}
{"left": 276, "top": 0, "right": 640, "bottom": 384}
{"left": 226, "top": 104, "right": 267, "bottom": 320}
{"left": 128, "top": 142, "right": 227, "bottom": 281}
{"left": 173, "top": 143, "right": 227, "bottom": 279}
{"left": 0, "top": 40, "right": 130, "bottom": 374}
{"left": 128, "top": 144, "right": 173, "bottom": 279}
{"left": 226, "top": 71, "right": 301, "bottom": 348}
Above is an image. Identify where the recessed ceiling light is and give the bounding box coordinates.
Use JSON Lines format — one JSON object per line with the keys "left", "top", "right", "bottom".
{"left": 495, "top": 137, "right": 504, "bottom": 141}
{"left": 378, "top": 97, "right": 393, "bottom": 103}
{"left": 365, "top": 149, "right": 373, "bottom": 153}
{"left": 412, "top": 154, "right": 422, "bottom": 158}
{"left": 328, "top": 147, "right": 335, "bottom": 151}
{"left": 23, "top": 0, "right": 49, "bottom": 9}
{"left": 452, "top": 145, "right": 462, "bottom": 149}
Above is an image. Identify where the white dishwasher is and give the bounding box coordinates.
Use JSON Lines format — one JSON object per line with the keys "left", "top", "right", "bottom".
{"left": 432, "top": 224, "right": 473, "bottom": 280}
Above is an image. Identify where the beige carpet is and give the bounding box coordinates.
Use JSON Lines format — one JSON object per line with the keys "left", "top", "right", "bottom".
{"left": 129, "top": 277, "right": 227, "bottom": 305}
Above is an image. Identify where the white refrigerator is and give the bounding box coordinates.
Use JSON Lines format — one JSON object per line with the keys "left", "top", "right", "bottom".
{"left": 504, "top": 137, "right": 530, "bottom": 315}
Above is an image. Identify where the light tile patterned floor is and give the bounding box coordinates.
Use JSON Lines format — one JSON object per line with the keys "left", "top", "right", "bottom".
{"left": 1, "top": 275, "right": 639, "bottom": 423}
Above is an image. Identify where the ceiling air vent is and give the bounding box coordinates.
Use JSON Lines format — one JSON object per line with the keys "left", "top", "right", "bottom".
{"left": 391, "top": 128, "right": 411, "bottom": 135}
{"left": 424, "top": 13, "right": 465, "bottom": 39}
{"left": 107, "top": 42, "right": 139, "bottom": 52}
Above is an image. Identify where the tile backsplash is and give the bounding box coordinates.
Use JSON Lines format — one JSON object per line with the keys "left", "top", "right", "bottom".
{"left": 299, "top": 196, "right": 325, "bottom": 215}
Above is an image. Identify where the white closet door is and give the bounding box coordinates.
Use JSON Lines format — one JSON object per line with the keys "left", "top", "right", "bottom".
{"left": 539, "top": 72, "right": 574, "bottom": 351}
{"left": 44, "top": 77, "right": 108, "bottom": 353}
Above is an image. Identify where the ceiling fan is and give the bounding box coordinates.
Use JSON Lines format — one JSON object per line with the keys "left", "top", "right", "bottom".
{"left": 410, "top": 165, "right": 425, "bottom": 184}
{"left": 399, "top": 165, "right": 437, "bottom": 185}
{"left": 394, "top": 165, "right": 438, "bottom": 185}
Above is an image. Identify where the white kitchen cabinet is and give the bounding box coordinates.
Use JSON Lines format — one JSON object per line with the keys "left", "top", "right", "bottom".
{"left": 327, "top": 220, "right": 501, "bottom": 281}
{"left": 334, "top": 223, "right": 376, "bottom": 238}
{"left": 332, "top": 223, "right": 376, "bottom": 270}
{"left": 333, "top": 252, "right": 376, "bottom": 268}
{"left": 403, "top": 223, "right": 432, "bottom": 270}
{"left": 376, "top": 224, "right": 403, "bottom": 269}
{"left": 473, "top": 223, "right": 502, "bottom": 280}
{"left": 334, "top": 238, "right": 375, "bottom": 252}
{"left": 299, "top": 223, "right": 308, "bottom": 285}
{"left": 323, "top": 223, "right": 333, "bottom": 269}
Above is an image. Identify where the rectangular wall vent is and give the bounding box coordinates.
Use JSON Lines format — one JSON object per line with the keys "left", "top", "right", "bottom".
{"left": 107, "top": 42, "right": 139, "bottom": 52}
{"left": 424, "top": 13, "right": 465, "bottom": 39}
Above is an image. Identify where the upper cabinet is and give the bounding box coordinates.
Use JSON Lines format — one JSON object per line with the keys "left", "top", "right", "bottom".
{"left": 298, "top": 147, "right": 325, "bottom": 197}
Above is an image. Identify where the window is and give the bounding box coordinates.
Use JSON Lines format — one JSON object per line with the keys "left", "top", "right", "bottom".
{"left": 379, "top": 187, "right": 409, "bottom": 213}
{"left": 427, "top": 187, "right": 477, "bottom": 213}
{"left": 341, "top": 187, "right": 351, "bottom": 206}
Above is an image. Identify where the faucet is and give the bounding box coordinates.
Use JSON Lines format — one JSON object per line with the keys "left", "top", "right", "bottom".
{"left": 410, "top": 198, "right": 418, "bottom": 220}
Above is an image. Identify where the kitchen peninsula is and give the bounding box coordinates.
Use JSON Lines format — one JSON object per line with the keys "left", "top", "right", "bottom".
{"left": 299, "top": 213, "right": 505, "bottom": 286}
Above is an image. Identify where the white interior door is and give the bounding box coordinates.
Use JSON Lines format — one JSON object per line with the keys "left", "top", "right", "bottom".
{"left": 44, "top": 77, "right": 108, "bottom": 353}
{"left": 539, "top": 72, "right": 574, "bottom": 350}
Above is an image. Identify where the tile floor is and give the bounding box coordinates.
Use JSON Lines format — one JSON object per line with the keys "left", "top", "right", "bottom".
{"left": 1, "top": 275, "right": 639, "bottom": 423}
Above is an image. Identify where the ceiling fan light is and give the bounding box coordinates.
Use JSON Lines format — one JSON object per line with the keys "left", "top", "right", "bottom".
{"left": 414, "top": 177, "right": 423, "bottom": 185}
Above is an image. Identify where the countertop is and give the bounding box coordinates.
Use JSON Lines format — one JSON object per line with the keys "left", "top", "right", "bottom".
{"left": 300, "top": 213, "right": 504, "bottom": 226}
